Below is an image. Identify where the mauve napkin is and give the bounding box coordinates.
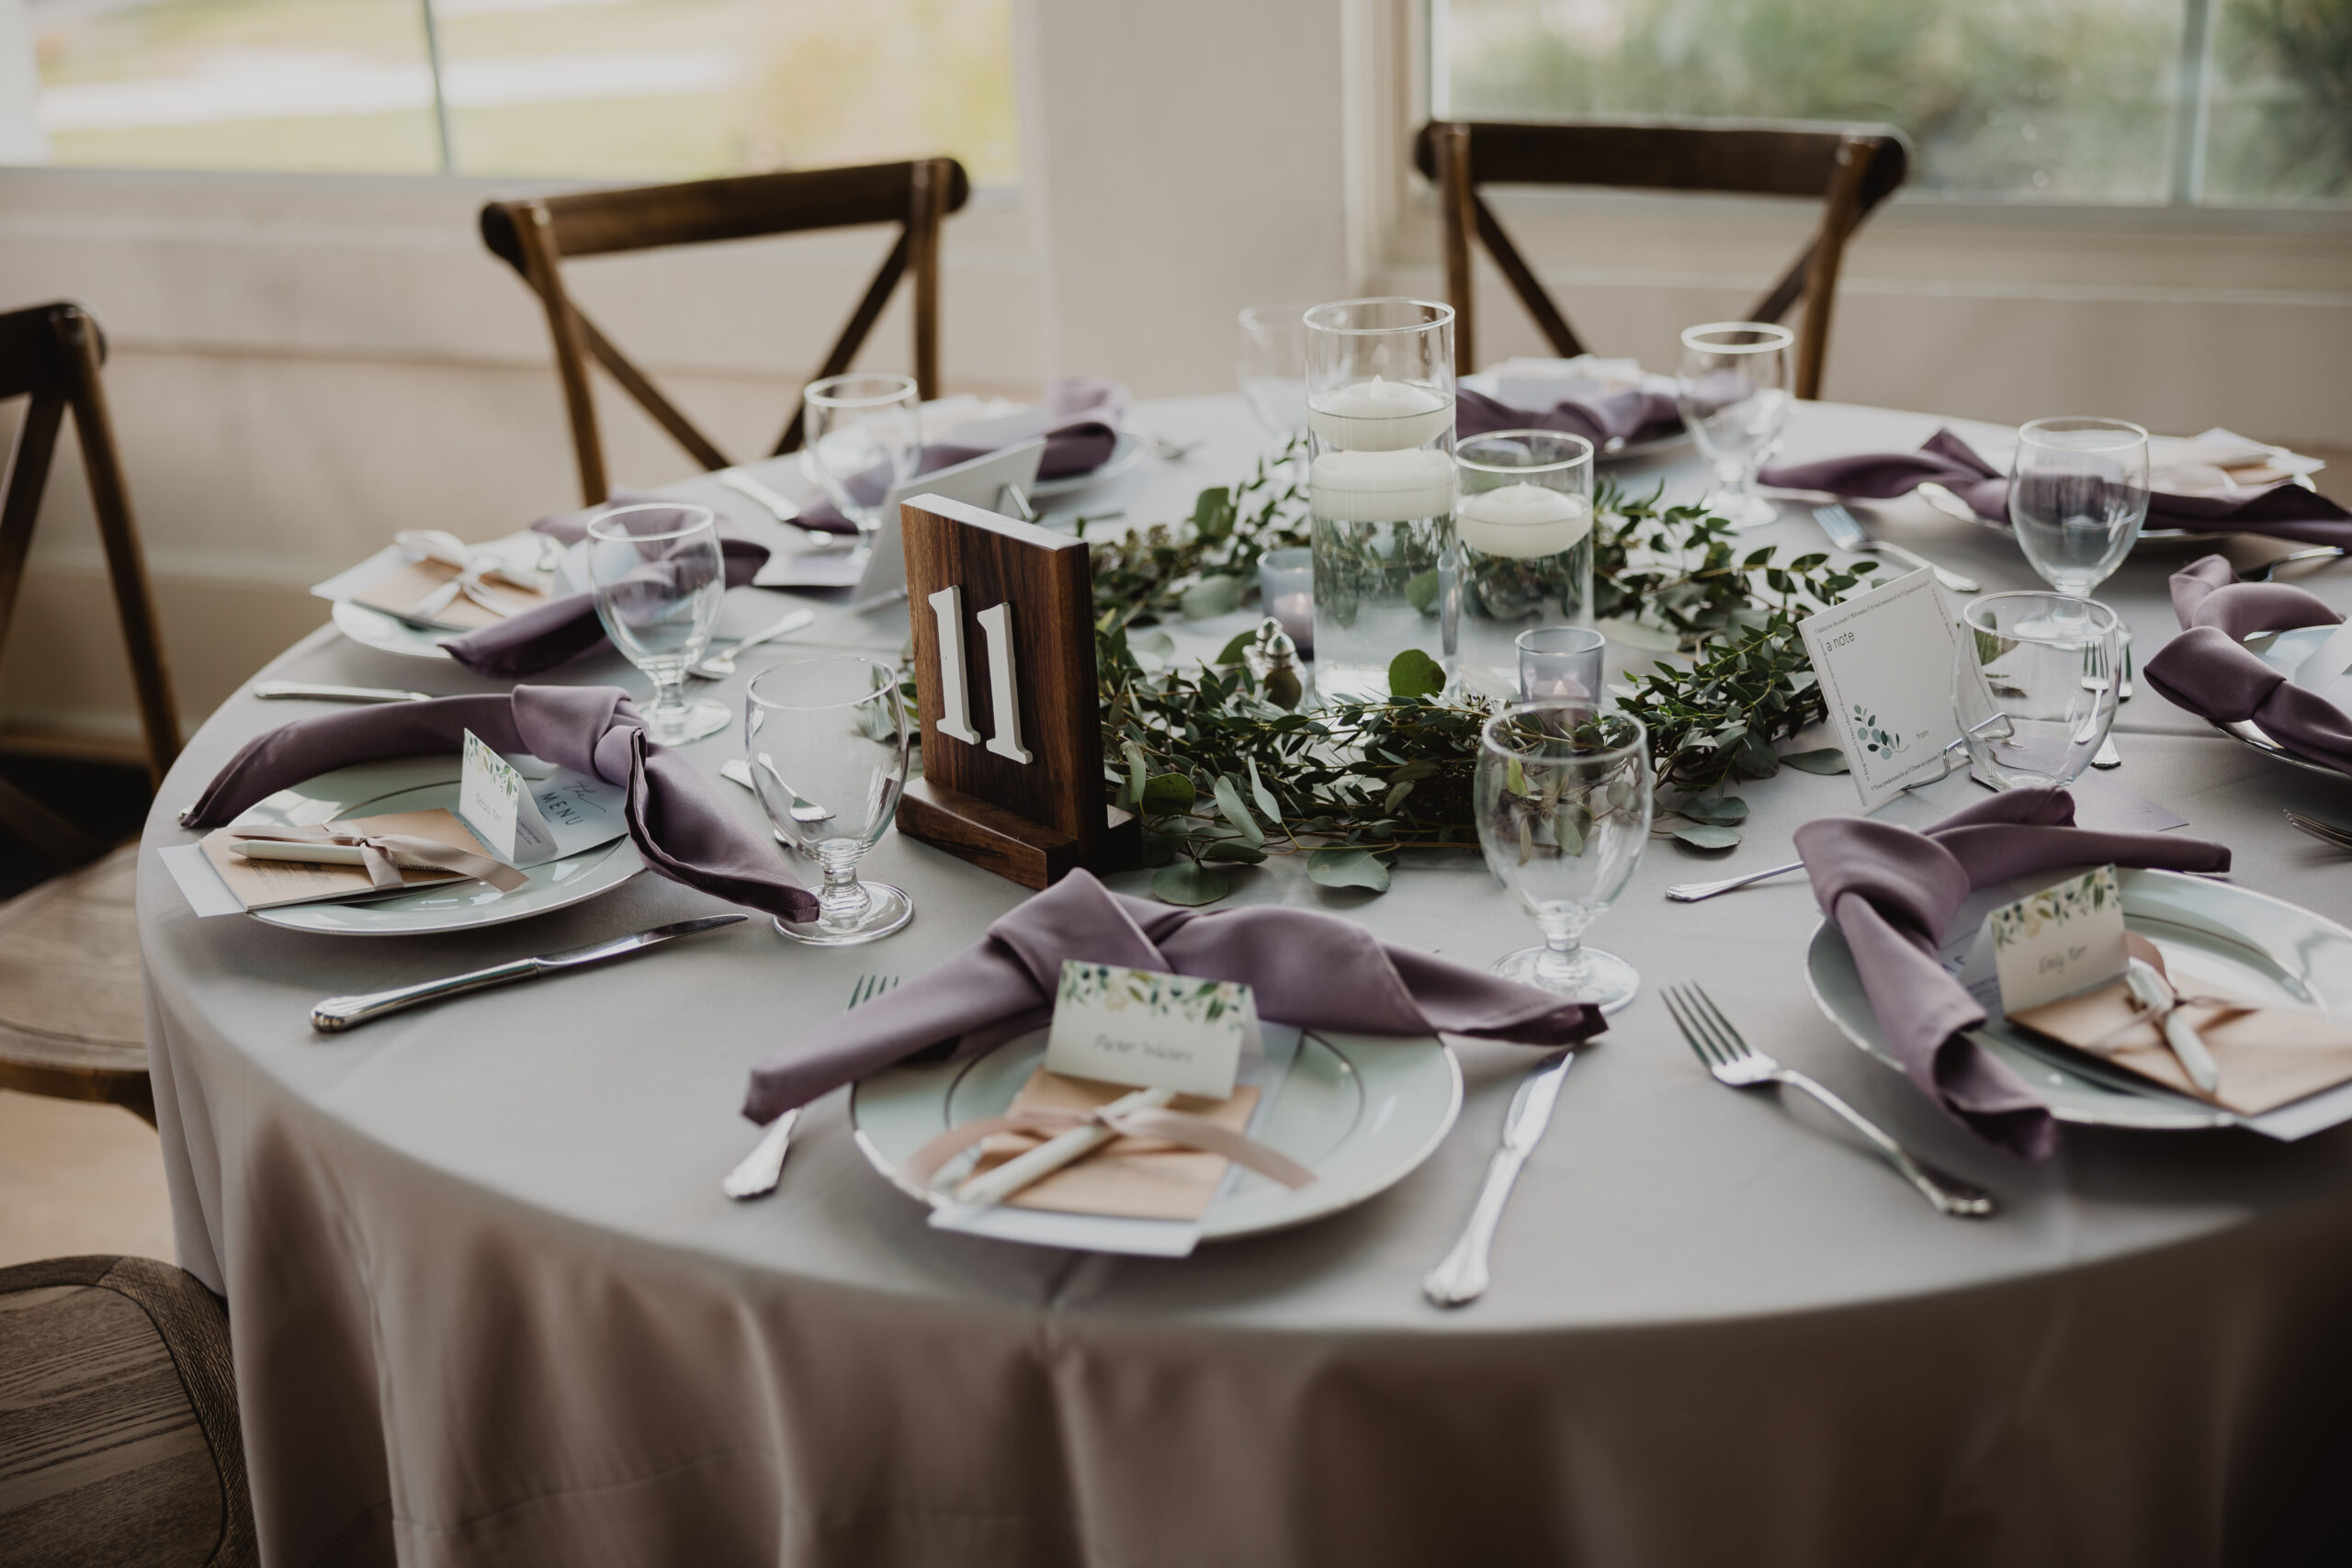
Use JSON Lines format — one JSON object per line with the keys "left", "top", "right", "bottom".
{"left": 1456, "top": 384, "right": 1683, "bottom": 451}
{"left": 742, "top": 868, "right": 1606, "bottom": 1121}
{"left": 1794, "top": 788, "right": 2232, "bottom": 1158}
{"left": 1761, "top": 429, "right": 2352, "bottom": 546}
{"left": 443, "top": 497, "right": 770, "bottom": 680}
{"left": 183, "top": 684, "right": 819, "bottom": 922}
{"left": 2143, "top": 555, "right": 2352, "bottom": 775}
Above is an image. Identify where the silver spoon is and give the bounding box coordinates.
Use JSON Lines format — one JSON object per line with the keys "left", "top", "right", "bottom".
{"left": 689, "top": 607, "right": 815, "bottom": 680}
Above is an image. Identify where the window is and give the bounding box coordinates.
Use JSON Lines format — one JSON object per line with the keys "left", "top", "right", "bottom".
{"left": 1435, "top": 0, "right": 2349, "bottom": 208}
{"left": 23, "top": 0, "right": 1018, "bottom": 184}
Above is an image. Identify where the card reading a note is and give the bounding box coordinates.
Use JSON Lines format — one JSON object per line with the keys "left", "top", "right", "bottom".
{"left": 1988, "top": 864, "right": 2129, "bottom": 1015}
{"left": 1799, "top": 568, "right": 1984, "bottom": 809}
{"left": 1045, "top": 962, "right": 1259, "bottom": 1099}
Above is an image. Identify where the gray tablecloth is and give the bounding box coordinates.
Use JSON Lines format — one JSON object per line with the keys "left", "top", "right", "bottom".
{"left": 138, "top": 398, "right": 2352, "bottom": 1567}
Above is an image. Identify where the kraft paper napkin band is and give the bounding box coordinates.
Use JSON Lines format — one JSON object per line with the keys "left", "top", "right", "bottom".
{"left": 229, "top": 823, "right": 529, "bottom": 893}
{"left": 898, "top": 1098, "right": 1316, "bottom": 1194}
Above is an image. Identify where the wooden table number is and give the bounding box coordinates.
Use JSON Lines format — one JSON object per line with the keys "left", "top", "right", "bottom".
{"left": 895, "top": 494, "right": 1138, "bottom": 887}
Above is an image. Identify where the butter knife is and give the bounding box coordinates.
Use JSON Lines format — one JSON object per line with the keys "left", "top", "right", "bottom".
{"left": 254, "top": 681, "right": 433, "bottom": 704}
{"left": 1423, "top": 1048, "right": 1577, "bottom": 1307}
{"left": 310, "top": 914, "right": 746, "bottom": 1032}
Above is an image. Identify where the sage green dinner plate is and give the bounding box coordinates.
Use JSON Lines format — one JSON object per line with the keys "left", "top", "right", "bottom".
{"left": 851, "top": 1024, "right": 1463, "bottom": 1240}
{"left": 1806, "top": 868, "right": 2352, "bottom": 1132}
{"left": 232, "top": 755, "right": 642, "bottom": 936}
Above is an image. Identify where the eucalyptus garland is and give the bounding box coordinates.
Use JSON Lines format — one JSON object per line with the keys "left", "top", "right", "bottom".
{"left": 1076, "top": 448, "right": 1872, "bottom": 906}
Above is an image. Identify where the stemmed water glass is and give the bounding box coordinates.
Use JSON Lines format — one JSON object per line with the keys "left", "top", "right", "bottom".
{"left": 801, "top": 373, "right": 922, "bottom": 551}
{"left": 743, "top": 655, "right": 913, "bottom": 945}
{"left": 1953, "top": 592, "right": 2124, "bottom": 790}
{"left": 2007, "top": 416, "right": 2151, "bottom": 626}
{"left": 1475, "top": 705, "right": 1653, "bottom": 1011}
{"left": 585, "top": 502, "right": 730, "bottom": 745}
{"left": 1238, "top": 303, "right": 1312, "bottom": 440}
{"left": 1676, "top": 321, "right": 1793, "bottom": 530}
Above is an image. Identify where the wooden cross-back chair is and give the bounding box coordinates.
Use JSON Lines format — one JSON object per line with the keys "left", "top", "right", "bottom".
{"left": 1414, "top": 121, "right": 1908, "bottom": 399}
{"left": 481, "top": 158, "right": 970, "bottom": 507}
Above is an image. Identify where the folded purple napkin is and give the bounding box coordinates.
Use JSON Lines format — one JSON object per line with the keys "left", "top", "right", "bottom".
{"left": 742, "top": 868, "right": 1606, "bottom": 1121}
{"left": 1455, "top": 384, "right": 1682, "bottom": 451}
{"left": 1761, "top": 430, "right": 2352, "bottom": 546}
{"left": 1794, "top": 788, "right": 2232, "bottom": 1158}
{"left": 2142, "top": 555, "right": 2352, "bottom": 775}
{"left": 184, "top": 685, "right": 818, "bottom": 922}
{"left": 443, "top": 497, "right": 770, "bottom": 680}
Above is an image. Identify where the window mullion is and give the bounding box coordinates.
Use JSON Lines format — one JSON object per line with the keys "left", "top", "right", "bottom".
{"left": 418, "top": 0, "right": 456, "bottom": 175}
{"left": 2166, "top": 0, "right": 2218, "bottom": 205}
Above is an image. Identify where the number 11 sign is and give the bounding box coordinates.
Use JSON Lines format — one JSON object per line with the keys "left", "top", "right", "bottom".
{"left": 895, "top": 493, "right": 1138, "bottom": 887}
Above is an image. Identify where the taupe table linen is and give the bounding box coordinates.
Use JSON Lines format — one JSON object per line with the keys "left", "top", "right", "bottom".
{"left": 140, "top": 398, "right": 2352, "bottom": 1567}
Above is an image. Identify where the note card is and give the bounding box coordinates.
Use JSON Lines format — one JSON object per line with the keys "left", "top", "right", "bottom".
{"left": 458, "top": 730, "right": 628, "bottom": 868}
{"left": 1045, "top": 962, "right": 1258, "bottom": 1100}
{"left": 1799, "top": 567, "right": 1981, "bottom": 809}
{"left": 1988, "top": 864, "right": 2130, "bottom": 1015}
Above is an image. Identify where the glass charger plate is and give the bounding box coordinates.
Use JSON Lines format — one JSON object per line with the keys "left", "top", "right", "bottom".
{"left": 1806, "top": 868, "right": 2352, "bottom": 1133}
{"left": 233, "top": 755, "right": 642, "bottom": 936}
{"left": 1029, "top": 432, "right": 1146, "bottom": 500}
{"left": 851, "top": 1023, "right": 1462, "bottom": 1240}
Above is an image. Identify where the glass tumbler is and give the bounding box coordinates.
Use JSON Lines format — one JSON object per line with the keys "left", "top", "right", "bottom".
{"left": 1518, "top": 626, "right": 1607, "bottom": 703}
{"left": 743, "top": 655, "right": 914, "bottom": 944}
{"left": 1676, "top": 321, "right": 1794, "bottom": 530}
{"left": 1455, "top": 430, "right": 1596, "bottom": 701}
{"left": 1238, "top": 303, "right": 1312, "bottom": 440}
{"left": 1954, "top": 592, "right": 2123, "bottom": 790}
{"left": 585, "top": 502, "right": 730, "bottom": 745}
{"left": 1258, "top": 546, "right": 1314, "bottom": 656}
{"left": 1476, "top": 705, "right": 1652, "bottom": 1012}
{"left": 801, "top": 373, "right": 922, "bottom": 549}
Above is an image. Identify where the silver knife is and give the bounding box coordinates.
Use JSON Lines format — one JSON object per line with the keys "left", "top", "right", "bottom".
{"left": 255, "top": 681, "right": 434, "bottom": 704}
{"left": 1423, "top": 1048, "right": 1578, "bottom": 1307}
{"left": 310, "top": 914, "right": 747, "bottom": 1032}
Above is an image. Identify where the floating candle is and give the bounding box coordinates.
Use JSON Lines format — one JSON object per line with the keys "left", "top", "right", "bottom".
{"left": 1454, "top": 482, "right": 1593, "bottom": 559}
{"left": 1309, "top": 447, "right": 1457, "bottom": 524}
{"left": 1306, "top": 376, "right": 1453, "bottom": 452}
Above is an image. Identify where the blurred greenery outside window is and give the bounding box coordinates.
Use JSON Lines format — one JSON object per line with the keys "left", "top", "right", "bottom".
{"left": 22, "top": 0, "right": 1018, "bottom": 186}
{"left": 1438, "top": 0, "right": 2350, "bottom": 207}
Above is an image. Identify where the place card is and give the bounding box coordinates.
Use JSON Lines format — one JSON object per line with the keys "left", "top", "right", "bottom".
{"left": 457, "top": 730, "right": 629, "bottom": 868}
{"left": 1799, "top": 567, "right": 1981, "bottom": 808}
{"left": 1044, "top": 961, "right": 1258, "bottom": 1100}
{"left": 1988, "top": 864, "right": 2130, "bottom": 1015}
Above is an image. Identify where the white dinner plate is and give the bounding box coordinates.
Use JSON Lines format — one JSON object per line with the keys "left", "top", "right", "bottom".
{"left": 232, "top": 755, "right": 642, "bottom": 935}
{"left": 2202, "top": 626, "right": 2352, "bottom": 782}
{"left": 1806, "top": 868, "right": 2352, "bottom": 1131}
{"left": 1030, "top": 432, "right": 1146, "bottom": 500}
{"left": 331, "top": 599, "right": 461, "bottom": 661}
{"left": 850, "top": 1023, "right": 1462, "bottom": 1239}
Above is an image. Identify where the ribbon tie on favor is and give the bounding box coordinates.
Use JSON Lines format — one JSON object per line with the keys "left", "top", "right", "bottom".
{"left": 898, "top": 1101, "right": 1316, "bottom": 1193}
{"left": 396, "top": 529, "right": 540, "bottom": 620}
{"left": 228, "top": 823, "right": 531, "bottom": 892}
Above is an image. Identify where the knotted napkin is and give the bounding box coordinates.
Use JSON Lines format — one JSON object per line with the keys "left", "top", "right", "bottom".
{"left": 1455, "top": 384, "right": 1683, "bottom": 452}
{"left": 742, "top": 868, "right": 1606, "bottom": 1122}
{"left": 227, "top": 822, "right": 528, "bottom": 892}
{"left": 1793, "top": 788, "right": 2232, "bottom": 1158}
{"left": 2142, "top": 555, "right": 2352, "bottom": 776}
{"left": 183, "top": 684, "right": 820, "bottom": 922}
{"left": 1760, "top": 429, "right": 2352, "bottom": 546}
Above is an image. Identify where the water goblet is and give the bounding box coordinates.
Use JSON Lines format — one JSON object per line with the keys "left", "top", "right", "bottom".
{"left": 585, "top": 502, "right": 730, "bottom": 745}
{"left": 1238, "top": 303, "right": 1312, "bottom": 440}
{"left": 1517, "top": 626, "right": 1606, "bottom": 703}
{"left": 1476, "top": 705, "right": 1652, "bottom": 1011}
{"left": 1954, "top": 592, "right": 2123, "bottom": 790}
{"left": 743, "top": 655, "right": 914, "bottom": 945}
{"left": 801, "top": 373, "right": 922, "bottom": 548}
{"left": 1676, "top": 321, "right": 1794, "bottom": 530}
{"left": 2007, "top": 416, "right": 2150, "bottom": 629}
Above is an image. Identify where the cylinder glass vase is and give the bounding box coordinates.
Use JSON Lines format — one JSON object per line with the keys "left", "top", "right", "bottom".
{"left": 1453, "top": 430, "right": 1596, "bottom": 701}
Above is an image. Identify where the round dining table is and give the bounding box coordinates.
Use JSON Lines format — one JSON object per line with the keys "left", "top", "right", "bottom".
{"left": 139, "top": 394, "right": 2352, "bottom": 1568}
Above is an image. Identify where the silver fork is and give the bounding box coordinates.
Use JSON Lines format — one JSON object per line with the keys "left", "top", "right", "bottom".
{"left": 2247, "top": 547, "right": 2349, "bottom": 581}
{"left": 2287, "top": 811, "right": 2352, "bottom": 852}
{"left": 1667, "top": 859, "right": 1804, "bottom": 902}
{"left": 1813, "top": 503, "right": 1980, "bottom": 593}
{"left": 1664, "top": 984, "right": 1996, "bottom": 1218}
{"left": 722, "top": 971, "right": 899, "bottom": 1200}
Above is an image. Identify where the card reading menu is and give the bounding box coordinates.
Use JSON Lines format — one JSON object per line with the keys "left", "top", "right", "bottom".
{"left": 1799, "top": 567, "right": 1982, "bottom": 809}
{"left": 1044, "top": 961, "right": 1258, "bottom": 1100}
{"left": 458, "top": 729, "right": 629, "bottom": 868}
{"left": 1988, "top": 864, "right": 2130, "bottom": 1015}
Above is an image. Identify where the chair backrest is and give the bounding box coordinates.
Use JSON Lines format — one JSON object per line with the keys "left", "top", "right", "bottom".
{"left": 481, "top": 158, "right": 973, "bottom": 505}
{"left": 1412, "top": 120, "right": 1908, "bottom": 398}
{"left": 0, "top": 301, "right": 181, "bottom": 787}
{"left": 0, "top": 1254, "right": 255, "bottom": 1568}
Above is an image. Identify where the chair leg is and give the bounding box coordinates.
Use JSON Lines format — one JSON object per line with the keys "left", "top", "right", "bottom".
{"left": 1794, "top": 136, "right": 1872, "bottom": 402}
{"left": 0, "top": 390, "right": 65, "bottom": 674}
{"left": 515, "top": 201, "right": 608, "bottom": 505}
{"left": 909, "top": 158, "right": 947, "bottom": 401}
{"left": 1435, "top": 124, "right": 1477, "bottom": 376}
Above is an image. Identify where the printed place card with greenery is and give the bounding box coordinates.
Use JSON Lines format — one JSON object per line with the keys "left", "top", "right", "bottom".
{"left": 1045, "top": 962, "right": 1260, "bottom": 1099}
{"left": 1798, "top": 567, "right": 1981, "bottom": 809}
{"left": 1990, "top": 864, "right": 2129, "bottom": 1014}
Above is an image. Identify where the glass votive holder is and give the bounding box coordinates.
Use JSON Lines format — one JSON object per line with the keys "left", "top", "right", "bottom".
{"left": 1456, "top": 429, "right": 1596, "bottom": 701}
{"left": 1258, "top": 547, "right": 1314, "bottom": 657}
{"left": 1517, "top": 626, "right": 1607, "bottom": 704}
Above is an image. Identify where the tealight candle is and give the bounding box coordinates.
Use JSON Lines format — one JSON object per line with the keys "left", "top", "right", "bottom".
{"left": 1308, "top": 447, "right": 1456, "bottom": 524}
{"left": 1306, "top": 376, "right": 1453, "bottom": 453}
{"left": 1455, "top": 482, "right": 1594, "bottom": 560}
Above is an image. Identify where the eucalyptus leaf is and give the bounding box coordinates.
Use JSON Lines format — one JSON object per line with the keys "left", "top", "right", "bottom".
{"left": 1670, "top": 823, "right": 1743, "bottom": 851}
{"left": 1151, "top": 863, "right": 1232, "bottom": 906}
{"left": 1780, "top": 747, "right": 1851, "bottom": 774}
{"left": 1307, "top": 846, "right": 1390, "bottom": 892}
{"left": 1211, "top": 775, "right": 1265, "bottom": 845}
{"left": 1142, "top": 773, "right": 1195, "bottom": 812}
{"left": 1130, "top": 630, "right": 1177, "bottom": 665}
{"left": 1214, "top": 630, "right": 1256, "bottom": 667}
{"left": 1673, "top": 795, "right": 1749, "bottom": 825}
{"left": 1180, "top": 574, "right": 1247, "bottom": 620}
{"left": 1200, "top": 840, "right": 1268, "bottom": 864}
{"left": 1405, "top": 570, "right": 1441, "bottom": 614}
{"left": 1387, "top": 648, "right": 1445, "bottom": 699}
{"left": 1247, "top": 757, "right": 1281, "bottom": 823}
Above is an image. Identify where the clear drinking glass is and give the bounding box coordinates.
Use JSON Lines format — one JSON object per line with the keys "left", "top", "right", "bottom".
{"left": 1518, "top": 626, "right": 1606, "bottom": 703}
{"left": 1676, "top": 321, "right": 1794, "bottom": 530}
{"left": 1455, "top": 430, "right": 1596, "bottom": 701}
{"left": 585, "top": 502, "right": 731, "bottom": 745}
{"left": 1304, "top": 298, "right": 1457, "bottom": 702}
{"left": 801, "top": 373, "right": 922, "bottom": 547}
{"left": 1238, "top": 303, "right": 1313, "bottom": 439}
{"left": 1476, "top": 705, "right": 1652, "bottom": 1011}
{"left": 1258, "top": 546, "right": 1314, "bottom": 656}
{"left": 1954, "top": 592, "right": 2123, "bottom": 790}
{"left": 2007, "top": 416, "right": 2151, "bottom": 616}
{"left": 743, "top": 656, "right": 914, "bottom": 944}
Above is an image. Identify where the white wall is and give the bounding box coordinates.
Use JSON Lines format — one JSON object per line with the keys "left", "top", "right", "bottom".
{"left": 3, "top": 0, "right": 2347, "bottom": 750}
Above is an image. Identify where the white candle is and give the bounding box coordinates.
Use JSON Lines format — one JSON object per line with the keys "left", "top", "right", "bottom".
{"left": 1270, "top": 591, "right": 1314, "bottom": 651}
{"left": 1306, "top": 376, "right": 1453, "bottom": 452}
{"left": 1309, "top": 447, "right": 1456, "bottom": 524}
{"left": 1454, "top": 482, "right": 1592, "bottom": 559}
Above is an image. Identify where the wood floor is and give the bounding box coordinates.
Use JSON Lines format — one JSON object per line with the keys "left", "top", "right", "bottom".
{"left": 0, "top": 1092, "right": 175, "bottom": 1270}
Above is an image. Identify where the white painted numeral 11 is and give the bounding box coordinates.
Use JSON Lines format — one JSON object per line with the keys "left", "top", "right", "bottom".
{"left": 927, "top": 586, "right": 1033, "bottom": 765}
